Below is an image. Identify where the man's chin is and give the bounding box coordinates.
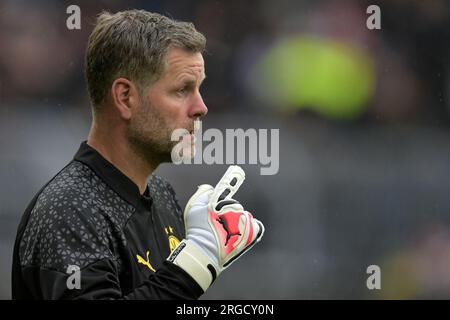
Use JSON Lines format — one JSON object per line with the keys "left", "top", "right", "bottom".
{"left": 181, "top": 134, "right": 196, "bottom": 160}
{"left": 129, "top": 140, "right": 172, "bottom": 167}
{"left": 169, "top": 133, "right": 196, "bottom": 163}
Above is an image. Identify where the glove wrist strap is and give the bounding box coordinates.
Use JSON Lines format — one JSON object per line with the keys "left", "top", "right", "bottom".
{"left": 167, "top": 239, "right": 218, "bottom": 292}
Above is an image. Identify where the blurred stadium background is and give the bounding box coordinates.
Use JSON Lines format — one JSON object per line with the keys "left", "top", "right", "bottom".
{"left": 1, "top": 0, "right": 450, "bottom": 299}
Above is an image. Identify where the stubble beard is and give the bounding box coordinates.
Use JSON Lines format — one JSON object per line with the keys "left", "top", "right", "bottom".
{"left": 127, "top": 99, "right": 176, "bottom": 167}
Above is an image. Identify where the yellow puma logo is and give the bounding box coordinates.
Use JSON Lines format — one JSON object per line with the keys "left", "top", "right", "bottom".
{"left": 165, "top": 226, "right": 181, "bottom": 252}
{"left": 136, "top": 251, "right": 155, "bottom": 272}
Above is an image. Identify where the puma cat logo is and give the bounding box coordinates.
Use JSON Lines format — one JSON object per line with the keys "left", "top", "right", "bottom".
{"left": 217, "top": 216, "right": 242, "bottom": 246}
{"left": 136, "top": 251, "right": 156, "bottom": 272}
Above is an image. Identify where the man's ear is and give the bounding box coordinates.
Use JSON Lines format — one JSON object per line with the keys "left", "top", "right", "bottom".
{"left": 111, "top": 78, "right": 140, "bottom": 120}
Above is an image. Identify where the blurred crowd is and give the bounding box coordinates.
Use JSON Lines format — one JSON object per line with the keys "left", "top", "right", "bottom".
{"left": 1, "top": 0, "right": 450, "bottom": 299}
{"left": 0, "top": 0, "right": 449, "bottom": 123}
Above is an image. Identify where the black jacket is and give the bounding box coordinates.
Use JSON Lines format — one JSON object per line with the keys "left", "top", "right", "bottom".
{"left": 12, "top": 142, "right": 202, "bottom": 299}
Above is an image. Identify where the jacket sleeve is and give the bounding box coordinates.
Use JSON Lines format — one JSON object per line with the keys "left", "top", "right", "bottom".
{"left": 16, "top": 202, "right": 203, "bottom": 300}
{"left": 19, "top": 260, "right": 202, "bottom": 300}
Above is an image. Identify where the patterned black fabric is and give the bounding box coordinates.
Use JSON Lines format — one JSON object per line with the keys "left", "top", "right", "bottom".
{"left": 11, "top": 142, "right": 201, "bottom": 300}
{"left": 19, "top": 161, "right": 132, "bottom": 272}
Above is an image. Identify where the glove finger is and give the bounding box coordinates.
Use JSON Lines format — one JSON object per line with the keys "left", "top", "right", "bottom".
{"left": 237, "top": 212, "right": 252, "bottom": 252}
{"left": 214, "top": 199, "right": 244, "bottom": 213}
{"left": 252, "top": 218, "right": 265, "bottom": 243}
{"left": 184, "top": 184, "right": 214, "bottom": 216}
{"left": 222, "top": 212, "right": 263, "bottom": 269}
{"left": 224, "top": 212, "right": 261, "bottom": 262}
{"left": 210, "top": 166, "right": 245, "bottom": 208}
{"left": 241, "top": 211, "right": 263, "bottom": 247}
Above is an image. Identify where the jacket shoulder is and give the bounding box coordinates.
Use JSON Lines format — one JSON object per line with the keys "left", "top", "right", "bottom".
{"left": 18, "top": 161, "right": 127, "bottom": 271}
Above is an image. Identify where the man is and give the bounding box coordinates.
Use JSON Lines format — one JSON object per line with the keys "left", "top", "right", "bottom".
{"left": 11, "top": 9, "right": 264, "bottom": 299}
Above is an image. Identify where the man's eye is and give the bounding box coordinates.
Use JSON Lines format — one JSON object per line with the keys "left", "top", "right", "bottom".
{"left": 176, "top": 86, "right": 189, "bottom": 96}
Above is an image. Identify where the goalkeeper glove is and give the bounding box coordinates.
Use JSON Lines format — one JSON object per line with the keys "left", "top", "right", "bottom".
{"left": 167, "top": 165, "right": 265, "bottom": 292}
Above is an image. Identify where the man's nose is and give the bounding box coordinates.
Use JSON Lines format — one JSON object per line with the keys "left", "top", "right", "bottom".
{"left": 189, "top": 91, "right": 208, "bottom": 118}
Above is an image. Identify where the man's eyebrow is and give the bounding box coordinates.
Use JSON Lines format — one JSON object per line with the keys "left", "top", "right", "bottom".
{"left": 178, "top": 74, "right": 206, "bottom": 85}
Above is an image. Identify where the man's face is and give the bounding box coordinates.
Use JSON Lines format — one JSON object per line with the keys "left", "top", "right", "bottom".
{"left": 127, "top": 47, "right": 207, "bottom": 164}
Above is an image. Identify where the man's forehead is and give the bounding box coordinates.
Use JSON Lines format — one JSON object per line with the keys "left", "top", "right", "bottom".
{"left": 163, "top": 47, "right": 205, "bottom": 77}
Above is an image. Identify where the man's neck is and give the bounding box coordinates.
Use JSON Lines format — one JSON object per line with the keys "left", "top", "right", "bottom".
{"left": 87, "top": 123, "right": 155, "bottom": 195}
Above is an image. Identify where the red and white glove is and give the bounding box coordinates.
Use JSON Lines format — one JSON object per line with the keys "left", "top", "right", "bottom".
{"left": 167, "top": 165, "right": 265, "bottom": 292}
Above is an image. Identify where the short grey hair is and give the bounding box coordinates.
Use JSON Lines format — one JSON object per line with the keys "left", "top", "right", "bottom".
{"left": 85, "top": 10, "right": 206, "bottom": 112}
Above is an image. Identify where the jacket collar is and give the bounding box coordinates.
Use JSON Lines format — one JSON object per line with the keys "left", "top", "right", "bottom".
{"left": 73, "top": 141, "right": 152, "bottom": 208}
